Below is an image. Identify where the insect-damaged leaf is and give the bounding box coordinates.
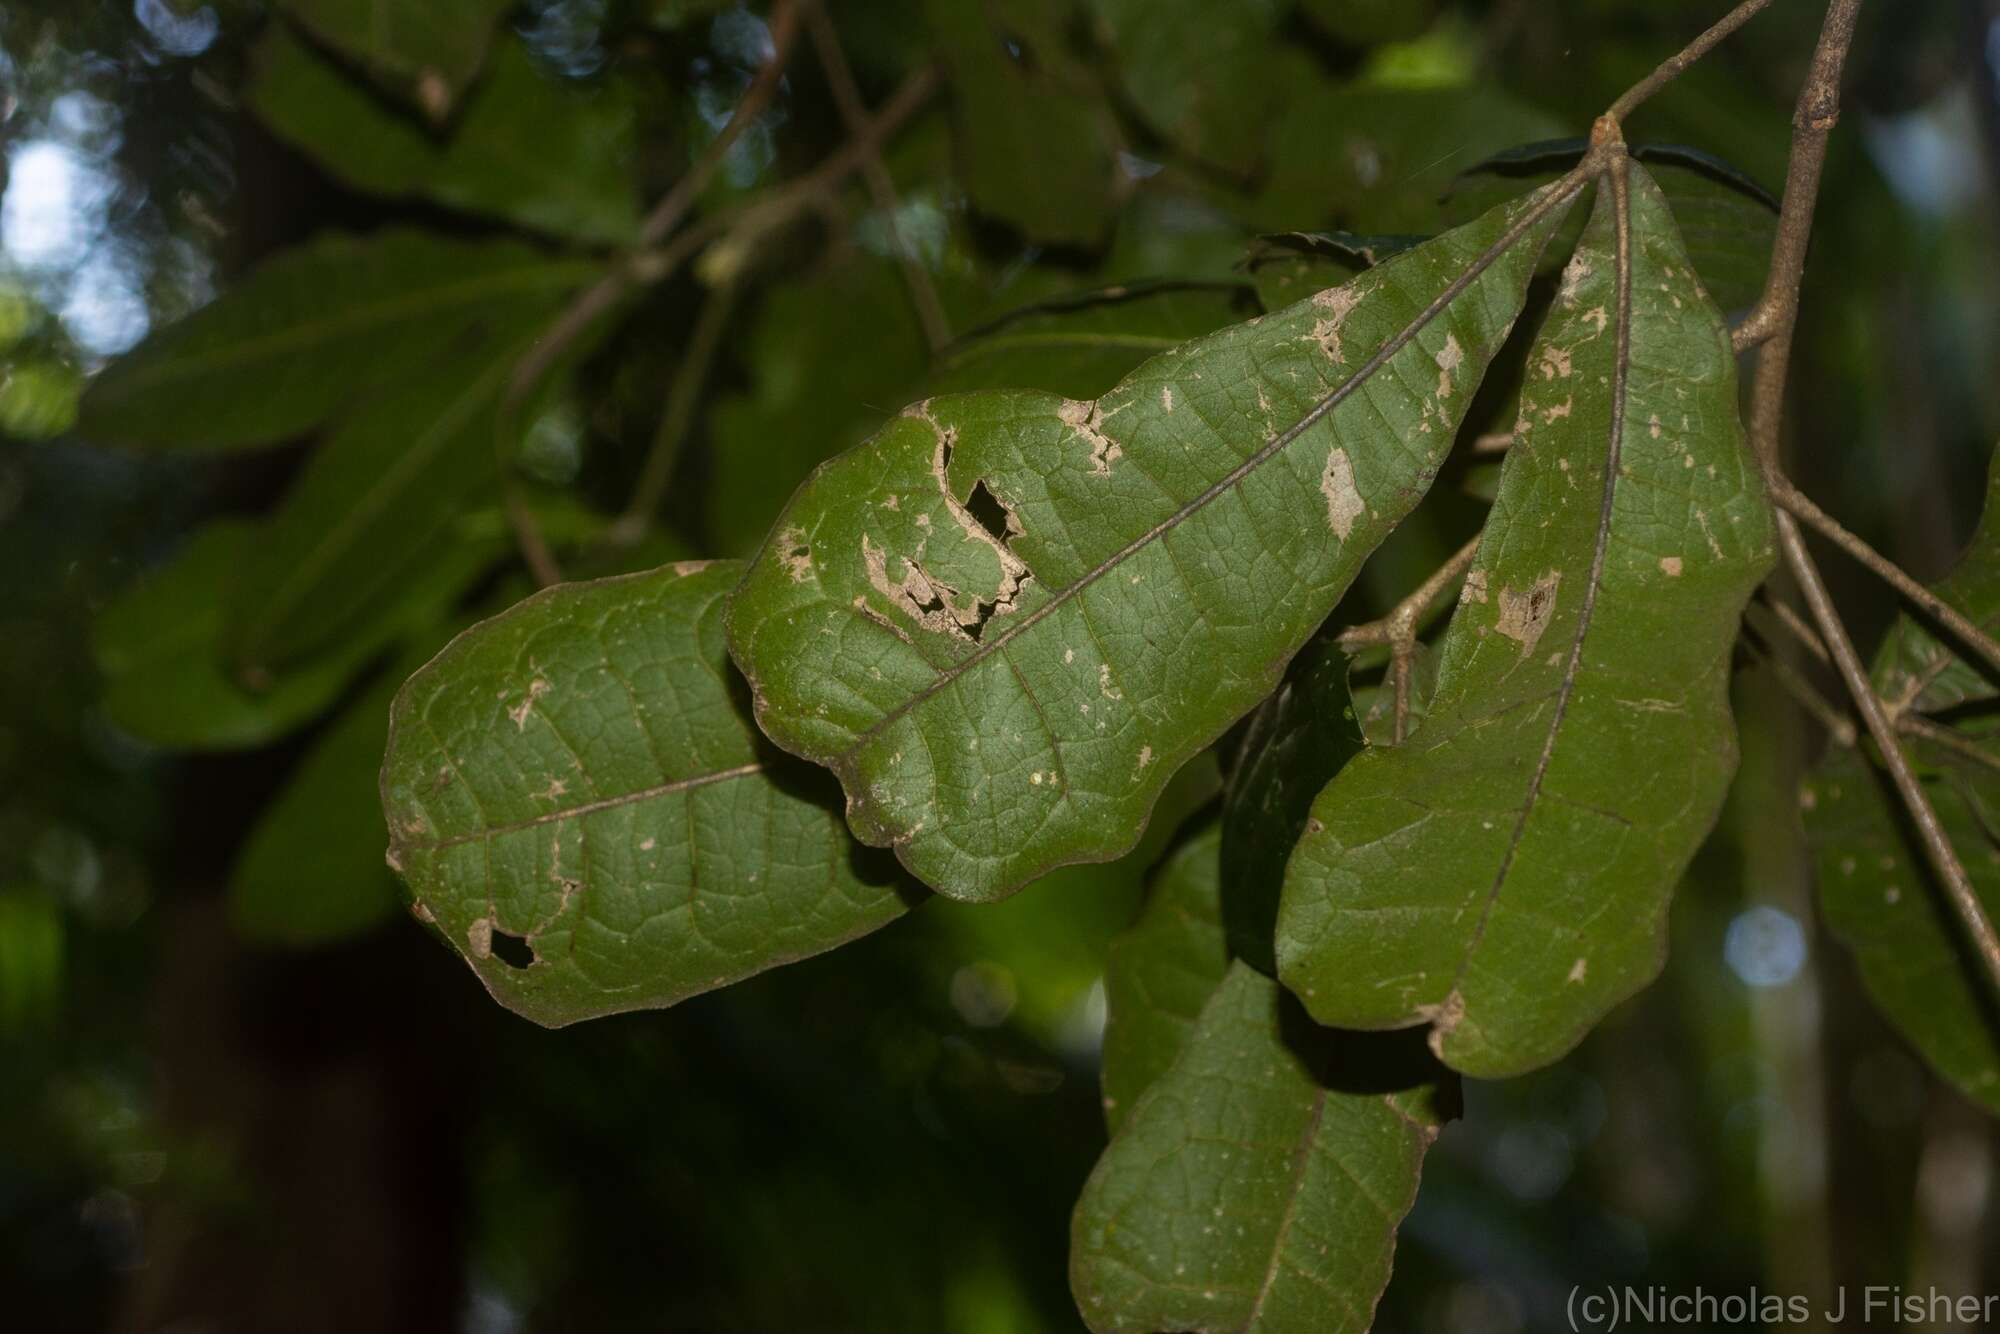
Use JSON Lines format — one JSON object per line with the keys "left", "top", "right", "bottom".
{"left": 1099, "top": 823, "right": 1229, "bottom": 1133}
{"left": 79, "top": 230, "right": 594, "bottom": 451}
{"left": 1803, "top": 452, "right": 2000, "bottom": 1112}
{"left": 1072, "top": 960, "right": 1450, "bottom": 1334}
{"left": 728, "top": 188, "right": 1576, "bottom": 902}
{"left": 1279, "top": 158, "right": 1776, "bottom": 1078}
{"left": 381, "top": 562, "right": 918, "bottom": 1027}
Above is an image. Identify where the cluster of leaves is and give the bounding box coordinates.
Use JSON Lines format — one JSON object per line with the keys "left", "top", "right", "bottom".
{"left": 69, "top": 0, "right": 2000, "bottom": 1325}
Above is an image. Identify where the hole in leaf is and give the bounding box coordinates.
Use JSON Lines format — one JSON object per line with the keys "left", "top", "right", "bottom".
{"left": 489, "top": 929, "right": 535, "bottom": 969}
{"left": 964, "top": 479, "right": 1017, "bottom": 547}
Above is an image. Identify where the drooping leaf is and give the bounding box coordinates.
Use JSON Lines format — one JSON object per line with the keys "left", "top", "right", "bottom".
{"left": 930, "top": 281, "right": 1257, "bottom": 398}
{"left": 1445, "top": 141, "right": 1779, "bottom": 312}
{"left": 94, "top": 521, "right": 489, "bottom": 751}
{"left": 1279, "top": 158, "right": 1776, "bottom": 1077}
{"left": 1098, "top": 822, "right": 1228, "bottom": 1132}
{"left": 380, "top": 561, "right": 919, "bottom": 1027}
{"left": 79, "top": 231, "right": 594, "bottom": 450}
{"left": 1803, "top": 451, "right": 2000, "bottom": 1112}
{"left": 728, "top": 186, "right": 1576, "bottom": 901}
{"left": 1086, "top": 0, "right": 1286, "bottom": 167}
{"left": 1071, "top": 960, "right": 1451, "bottom": 1334}
{"left": 277, "top": 0, "right": 515, "bottom": 115}
{"left": 250, "top": 27, "right": 641, "bottom": 245}
{"left": 1222, "top": 634, "right": 1366, "bottom": 973}
{"left": 224, "top": 303, "right": 570, "bottom": 675}
{"left": 929, "top": 0, "right": 1118, "bottom": 247}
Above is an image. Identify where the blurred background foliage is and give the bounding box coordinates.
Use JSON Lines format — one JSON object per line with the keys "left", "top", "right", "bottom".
{"left": 2, "top": 0, "right": 1998, "bottom": 1328}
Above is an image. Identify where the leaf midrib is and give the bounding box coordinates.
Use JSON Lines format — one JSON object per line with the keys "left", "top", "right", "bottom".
{"left": 394, "top": 761, "right": 765, "bottom": 852}
{"left": 839, "top": 176, "right": 1586, "bottom": 759}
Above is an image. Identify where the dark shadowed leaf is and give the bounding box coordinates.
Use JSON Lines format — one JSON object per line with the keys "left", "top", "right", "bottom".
{"left": 79, "top": 230, "right": 594, "bottom": 450}
{"left": 1071, "top": 960, "right": 1450, "bottom": 1333}
{"left": 94, "top": 522, "right": 491, "bottom": 751}
{"left": 1098, "top": 822, "right": 1228, "bottom": 1133}
{"left": 1299, "top": 0, "right": 1438, "bottom": 46}
{"left": 1804, "top": 452, "right": 2000, "bottom": 1112}
{"left": 728, "top": 186, "right": 1575, "bottom": 902}
{"left": 1086, "top": 0, "right": 1286, "bottom": 167}
{"left": 250, "top": 27, "right": 641, "bottom": 244}
{"left": 929, "top": 0, "right": 1118, "bottom": 247}
{"left": 1279, "top": 158, "right": 1775, "bottom": 1077}
{"left": 278, "top": 0, "right": 515, "bottom": 114}
{"left": 381, "top": 561, "right": 919, "bottom": 1027}
{"left": 1222, "top": 634, "right": 1366, "bottom": 973}
{"left": 1243, "top": 232, "right": 1426, "bottom": 315}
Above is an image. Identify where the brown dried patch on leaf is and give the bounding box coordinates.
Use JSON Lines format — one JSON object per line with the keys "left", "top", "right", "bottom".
{"left": 1495, "top": 570, "right": 1562, "bottom": 658}
{"left": 1060, "top": 398, "right": 1122, "bottom": 476}
{"left": 1309, "top": 286, "right": 1362, "bottom": 364}
{"left": 1319, "top": 447, "right": 1365, "bottom": 540}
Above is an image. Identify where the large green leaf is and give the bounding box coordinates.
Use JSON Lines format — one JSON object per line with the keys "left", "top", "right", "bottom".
{"left": 929, "top": 0, "right": 1118, "bottom": 247}
{"left": 1222, "top": 634, "right": 1366, "bottom": 973}
{"left": 1098, "top": 822, "right": 1228, "bottom": 1133}
{"left": 79, "top": 231, "right": 594, "bottom": 450}
{"left": 1071, "top": 961, "right": 1450, "bottom": 1333}
{"left": 1279, "top": 159, "right": 1776, "bottom": 1077}
{"left": 94, "top": 522, "right": 488, "bottom": 751}
{"left": 380, "top": 561, "right": 919, "bottom": 1027}
{"left": 1803, "top": 453, "right": 2000, "bottom": 1112}
{"left": 224, "top": 307, "right": 566, "bottom": 675}
{"left": 251, "top": 27, "right": 641, "bottom": 245}
{"left": 278, "top": 0, "right": 515, "bottom": 114}
{"left": 728, "top": 186, "right": 1575, "bottom": 902}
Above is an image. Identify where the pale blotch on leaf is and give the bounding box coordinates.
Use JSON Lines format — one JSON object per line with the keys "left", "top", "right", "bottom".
{"left": 1320, "top": 446, "right": 1365, "bottom": 539}
{"left": 1495, "top": 570, "right": 1562, "bottom": 657}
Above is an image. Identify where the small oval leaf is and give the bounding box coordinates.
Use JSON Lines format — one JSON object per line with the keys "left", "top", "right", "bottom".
{"left": 381, "top": 561, "right": 919, "bottom": 1026}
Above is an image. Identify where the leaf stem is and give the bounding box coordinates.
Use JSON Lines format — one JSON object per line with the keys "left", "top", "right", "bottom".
{"left": 1774, "top": 481, "right": 2000, "bottom": 682}
{"left": 1746, "top": 0, "right": 2000, "bottom": 996}
{"left": 1741, "top": 623, "right": 1856, "bottom": 747}
{"left": 1899, "top": 714, "right": 2000, "bottom": 778}
{"left": 801, "top": 0, "right": 951, "bottom": 350}
{"left": 1339, "top": 535, "right": 1480, "bottom": 743}
{"left": 1604, "top": 0, "right": 1776, "bottom": 124}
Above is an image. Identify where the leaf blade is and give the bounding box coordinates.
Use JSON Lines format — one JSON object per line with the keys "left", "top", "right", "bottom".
{"left": 381, "top": 561, "right": 918, "bottom": 1027}
{"left": 729, "top": 186, "right": 1578, "bottom": 901}
{"left": 1279, "top": 158, "right": 1776, "bottom": 1076}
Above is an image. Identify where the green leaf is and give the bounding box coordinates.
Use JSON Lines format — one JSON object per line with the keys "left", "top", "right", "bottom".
{"left": 1445, "top": 141, "right": 1779, "bottom": 313}
{"left": 250, "top": 28, "right": 641, "bottom": 245}
{"left": 94, "top": 521, "right": 488, "bottom": 751}
{"left": 1222, "top": 634, "right": 1366, "bottom": 973}
{"left": 381, "top": 561, "right": 919, "bottom": 1027}
{"left": 1099, "top": 822, "right": 1228, "bottom": 1133}
{"left": 79, "top": 230, "right": 594, "bottom": 451}
{"left": 929, "top": 0, "right": 1118, "bottom": 247}
{"left": 1071, "top": 961, "right": 1450, "bottom": 1334}
{"left": 277, "top": 0, "right": 516, "bottom": 115}
{"left": 230, "top": 663, "right": 416, "bottom": 946}
{"left": 728, "top": 186, "right": 1575, "bottom": 901}
{"left": 1279, "top": 159, "right": 1776, "bottom": 1077}
{"left": 224, "top": 307, "right": 564, "bottom": 675}
{"left": 931, "top": 281, "right": 1258, "bottom": 399}
{"left": 1086, "top": 0, "right": 1286, "bottom": 166}
{"left": 1299, "top": 0, "right": 1439, "bottom": 47}
{"left": 1243, "top": 232, "right": 1426, "bottom": 316}
{"left": 1803, "top": 454, "right": 2000, "bottom": 1112}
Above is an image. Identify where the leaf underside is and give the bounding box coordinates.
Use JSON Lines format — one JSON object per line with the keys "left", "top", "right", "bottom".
{"left": 728, "top": 186, "right": 1575, "bottom": 902}
{"left": 1804, "top": 452, "right": 2000, "bottom": 1112}
{"left": 380, "top": 562, "right": 917, "bottom": 1027}
{"left": 1279, "top": 158, "right": 1776, "bottom": 1078}
{"left": 1072, "top": 958, "right": 1449, "bottom": 1334}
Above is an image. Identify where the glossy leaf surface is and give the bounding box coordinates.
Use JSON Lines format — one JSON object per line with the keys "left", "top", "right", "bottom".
{"left": 1072, "top": 961, "right": 1449, "bottom": 1333}
{"left": 729, "top": 188, "right": 1574, "bottom": 901}
{"left": 381, "top": 562, "right": 917, "bottom": 1026}
{"left": 1280, "top": 160, "right": 1775, "bottom": 1076}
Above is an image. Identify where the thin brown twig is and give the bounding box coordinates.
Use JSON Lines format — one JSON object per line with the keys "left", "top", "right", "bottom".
{"left": 1745, "top": 0, "right": 2000, "bottom": 995}
{"left": 1899, "top": 713, "right": 2000, "bottom": 778}
{"left": 1742, "top": 628, "right": 1857, "bottom": 747}
{"left": 800, "top": 0, "right": 951, "bottom": 350}
{"left": 1774, "top": 480, "right": 2000, "bottom": 682}
{"left": 1339, "top": 535, "right": 1481, "bottom": 743}
{"left": 609, "top": 277, "right": 744, "bottom": 546}
{"left": 1606, "top": 0, "right": 1777, "bottom": 124}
